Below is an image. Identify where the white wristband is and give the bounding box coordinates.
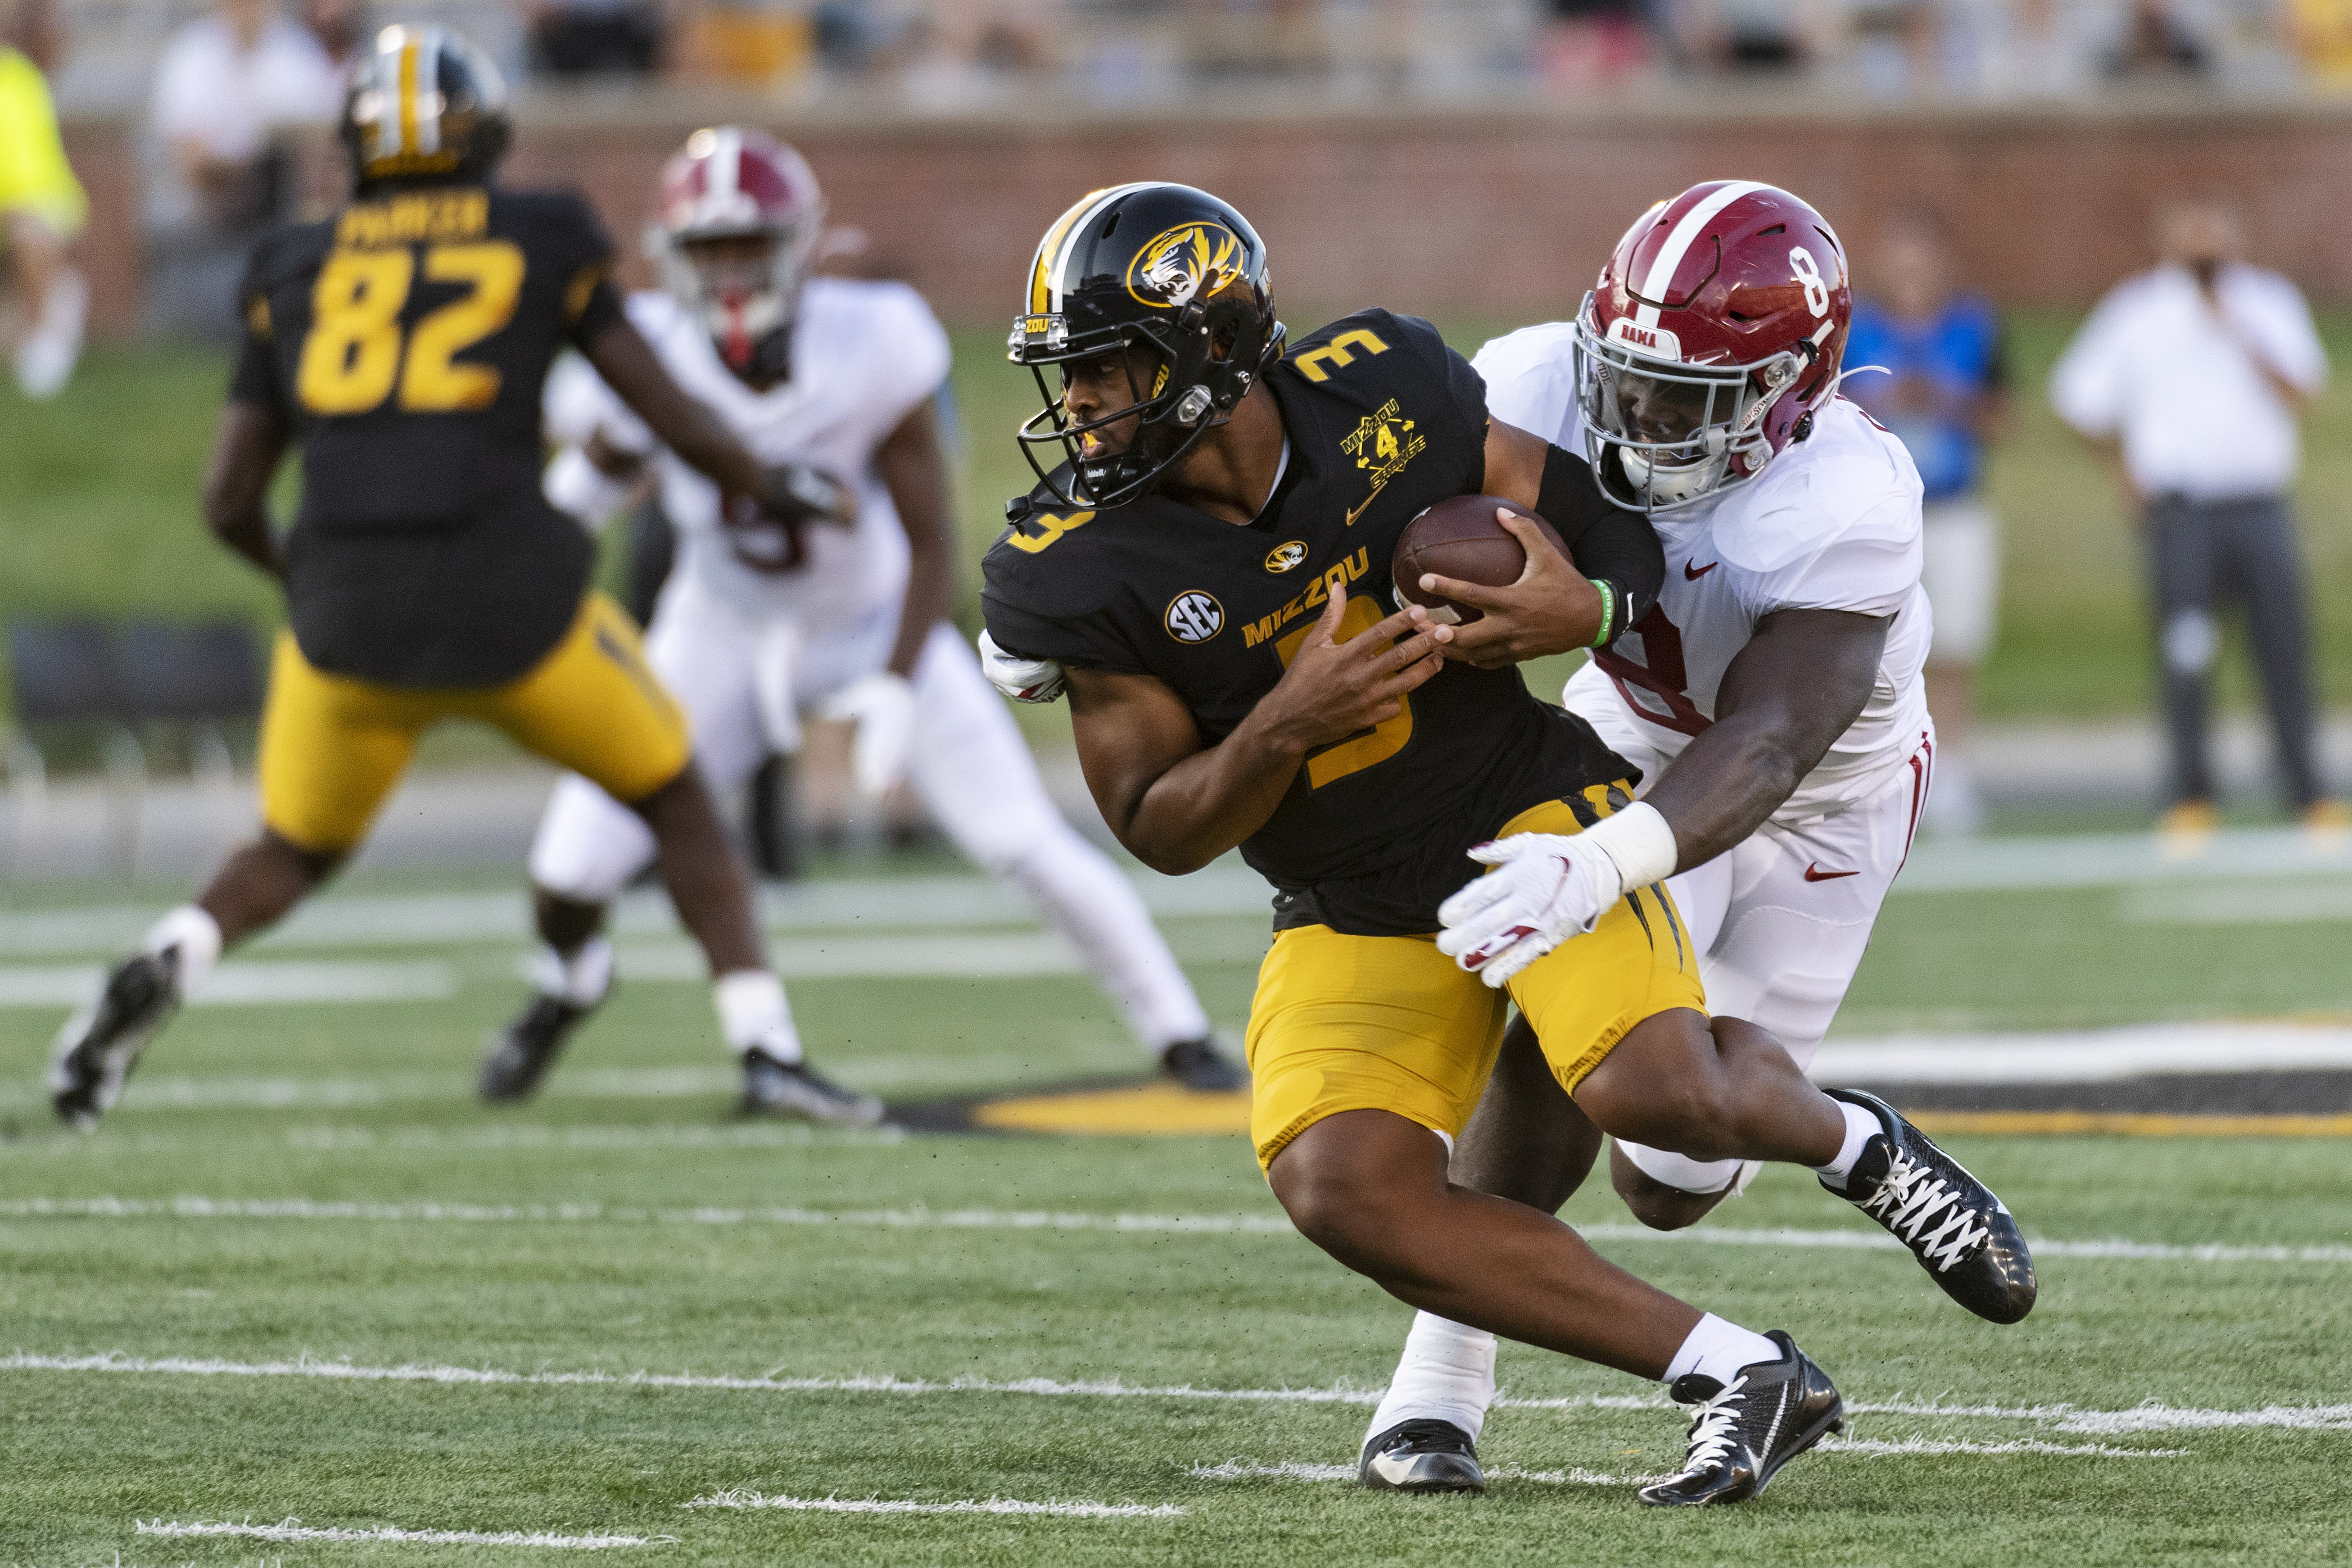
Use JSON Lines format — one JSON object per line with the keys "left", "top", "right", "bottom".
{"left": 543, "top": 445, "right": 635, "bottom": 532}
{"left": 1580, "top": 800, "right": 1679, "bottom": 892}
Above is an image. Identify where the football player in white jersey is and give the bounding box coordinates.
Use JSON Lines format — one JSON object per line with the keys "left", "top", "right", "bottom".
{"left": 1359, "top": 182, "right": 2035, "bottom": 1491}
{"left": 486, "top": 128, "right": 1237, "bottom": 1116}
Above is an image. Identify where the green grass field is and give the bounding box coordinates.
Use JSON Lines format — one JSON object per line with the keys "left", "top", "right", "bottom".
{"left": 7, "top": 308, "right": 2352, "bottom": 728}
{"left": 2, "top": 846, "right": 2350, "bottom": 1565}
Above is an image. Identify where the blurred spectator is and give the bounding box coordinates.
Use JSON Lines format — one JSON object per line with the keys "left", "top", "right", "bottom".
{"left": 2050, "top": 197, "right": 2343, "bottom": 840}
{"left": 2289, "top": 0, "right": 2352, "bottom": 81}
{"left": 301, "top": 0, "right": 368, "bottom": 71}
{"left": 1538, "top": 0, "right": 1654, "bottom": 84}
{"left": 0, "top": 0, "right": 86, "bottom": 397}
{"left": 2107, "top": 0, "right": 2208, "bottom": 73}
{"left": 530, "top": 0, "right": 667, "bottom": 77}
{"left": 143, "top": 0, "right": 342, "bottom": 338}
{"left": 1848, "top": 207, "right": 2007, "bottom": 835}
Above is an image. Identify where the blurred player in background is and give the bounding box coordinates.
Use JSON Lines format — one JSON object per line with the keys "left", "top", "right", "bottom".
{"left": 978, "top": 179, "right": 2006, "bottom": 1507}
{"left": 49, "top": 28, "right": 872, "bottom": 1129}
{"left": 0, "top": 0, "right": 88, "bottom": 397}
{"left": 495, "top": 130, "right": 1236, "bottom": 1108}
{"left": 1847, "top": 205, "right": 2007, "bottom": 836}
{"left": 2051, "top": 195, "right": 2344, "bottom": 841}
{"left": 1371, "top": 182, "right": 2033, "bottom": 1491}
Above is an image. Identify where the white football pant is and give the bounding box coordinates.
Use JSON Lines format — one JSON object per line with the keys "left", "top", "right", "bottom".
{"left": 528, "top": 572, "right": 1211, "bottom": 1053}
{"left": 1367, "top": 724, "right": 1934, "bottom": 1447}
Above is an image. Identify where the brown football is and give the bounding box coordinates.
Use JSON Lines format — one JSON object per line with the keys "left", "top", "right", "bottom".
{"left": 1391, "top": 494, "right": 1567, "bottom": 624}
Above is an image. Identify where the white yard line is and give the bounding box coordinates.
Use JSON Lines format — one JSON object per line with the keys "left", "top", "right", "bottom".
{"left": 0, "top": 960, "right": 454, "bottom": 1008}
{"left": 1813, "top": 1022, "right": 2352, "bottom": 1083}
{"left": 7, "top": 1351, "right": 2346, "bottom": 1435}
{"left": 681, "top": 1490, "right": 1182, "bottom": 1519}
{"left": 135, "top": 1518, "right": 659, "bottom": 1547}
{"left": 7, "top": 1194, "right": 2351, "bottom": 1267}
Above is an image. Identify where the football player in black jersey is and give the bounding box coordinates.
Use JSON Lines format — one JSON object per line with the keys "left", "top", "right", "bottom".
{"left": 982, "top": 184, "right": 1857, "bottom": 1506}
{"left": 49, "top": 26, "right": 877, "bottom": 1131}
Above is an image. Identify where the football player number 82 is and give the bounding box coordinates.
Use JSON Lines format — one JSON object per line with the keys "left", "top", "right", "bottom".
{"left": 295, "top": 241, "right": 527, "bottom": 415}
{"left": 1272, "top": 593, "right": 1415, "bottom": 788}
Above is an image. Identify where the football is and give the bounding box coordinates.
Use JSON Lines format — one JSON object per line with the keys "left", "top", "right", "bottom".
{"left": 1390, "top": 493, "right": 1568, "bottom": 624}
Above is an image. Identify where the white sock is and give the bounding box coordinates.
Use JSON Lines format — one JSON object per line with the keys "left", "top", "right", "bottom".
{"left": 1812, "top": 1100, "right": 1885, "bottom": 1186}
{"left": 142, "top": 905, "right": 222, "bottom": 995}
{"left": 1663, "top": 1312, "right": 1780, "bottom": 1388}
{"left": 527, "top": 936, "right": 613, "bottom": 1008}
{"left": 1367, "top": 1313, "right": 1497, "bottom": 1443}
{"left": 715, "top": 969, "right": 800, "bottom": 1063}
{"left": 999, "top": 836, "right": 1210, "bottom": 1054}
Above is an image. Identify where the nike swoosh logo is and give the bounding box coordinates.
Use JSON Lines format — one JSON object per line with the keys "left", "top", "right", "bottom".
{"left": 1684, "top": 559, "right": 1719, "bottom": 580}
{"left": 1803, "top": 864, "right": 1859, "bottom": 882}
{"left": 1345, "top": 487, "right": 1382, "bottom": 527}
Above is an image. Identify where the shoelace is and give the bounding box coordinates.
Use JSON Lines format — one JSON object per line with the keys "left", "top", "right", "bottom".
{"left": 1858, "top": 1148, "right": 1991, "bottom": 1272}
{"left": 1677, "top": 1374, "right": 1749, "bottom": 1473}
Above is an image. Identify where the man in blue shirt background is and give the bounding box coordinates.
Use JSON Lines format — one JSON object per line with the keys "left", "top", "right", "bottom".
{"left": 1848, "top": 206, "right": 2009, "bottom": 835}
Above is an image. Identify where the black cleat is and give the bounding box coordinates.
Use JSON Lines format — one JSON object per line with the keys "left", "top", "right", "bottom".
{"left": 740, "top": 1048, "right": 883, "bottom": 1126}
{"left": 1358, "top": 1419, "right": 1486, "bottom": 1493}
{"left": 480, "top": 994, "right": 598, "bottom": 1103}
{"left": 49, "top": 949, "right": 182, "bottom": 1130}
{"left": 1159, "top": 1034, "right": 1247, "bottom": 1092}
{"left": 1820, "top": 1087, "right": 2037, "bottom": 1324}
{"left": 1638, "top": 1331, "right": 1842, "bottom": 1507}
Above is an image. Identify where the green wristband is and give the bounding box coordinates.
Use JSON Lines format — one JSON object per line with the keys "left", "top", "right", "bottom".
{"left": 1588, "top": 579, "right": 1618, "bottom": 647}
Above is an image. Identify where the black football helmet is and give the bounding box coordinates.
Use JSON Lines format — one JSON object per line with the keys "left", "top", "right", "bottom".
{"left": 1009, "top": 183, "right": 1283, "bottom": 510}
{"left": 342, "top": 25, "right": 512, "bottom": 192}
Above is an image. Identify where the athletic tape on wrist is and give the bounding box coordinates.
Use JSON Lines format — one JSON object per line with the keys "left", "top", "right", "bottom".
{"left": 1580, "top": 800, "right": 1678, "bottom": 891}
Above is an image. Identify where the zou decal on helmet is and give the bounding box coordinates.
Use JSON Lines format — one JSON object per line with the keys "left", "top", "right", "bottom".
{"left": 1009, "top": 183, "right": 1284, "bottom": 510}
{"left": 341, "top": 25, "right": 511, "bottom": 191}
{"left": 1573, "top": 180, "right": 1853, "bottom": 514}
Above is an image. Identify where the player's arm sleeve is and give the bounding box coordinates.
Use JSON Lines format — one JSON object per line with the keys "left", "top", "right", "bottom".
{"left": 225, "top": 256, "right": 291, "bottom": 419}
{"left": 1760, "top": 495, "right": 1922, "bottom": 618}
{"left": 872, "top": 289, "right": 955, "bottom": 429}
{"left": 1536, "top": 442, "right": 1663, "bottom": 642}
{"left": 981, "top": 558, "right": 1149, "bottom": 677}
{"left": 550, "top": 191, "right": 627, "bottom": 349}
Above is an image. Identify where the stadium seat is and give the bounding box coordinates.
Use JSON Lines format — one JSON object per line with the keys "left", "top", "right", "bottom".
{"left": 4, "top": 618, "right": 144, "bottom": 874}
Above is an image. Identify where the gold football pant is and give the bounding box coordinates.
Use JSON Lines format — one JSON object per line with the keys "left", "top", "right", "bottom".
{"left": 259, "top": 591, "right": 693, "bottom": 855}
{"left": 1243, "top": 786, "right": 1708, "bottom": 1170}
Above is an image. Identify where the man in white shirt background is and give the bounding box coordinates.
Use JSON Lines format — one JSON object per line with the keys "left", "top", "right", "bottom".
{"left": 2050, "top": 196, "right": 2345, "bottom": 840}
{"left": 142, "top": 0, "right": 345, "bottom": 337}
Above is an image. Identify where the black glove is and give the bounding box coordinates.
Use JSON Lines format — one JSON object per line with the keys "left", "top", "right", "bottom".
{"left": 759, "top": 463, "right": 856, "bottom": 529}
{"left": 727, "top": 464, "right": 856, "bottom": 574}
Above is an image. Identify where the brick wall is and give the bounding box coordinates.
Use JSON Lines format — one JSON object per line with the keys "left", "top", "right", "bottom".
{"left": 61, "top": 96, "right": 2352, "bottom": 336}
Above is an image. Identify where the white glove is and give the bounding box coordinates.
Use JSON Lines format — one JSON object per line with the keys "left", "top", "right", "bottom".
{"left": 542, "top": 444, "right": 635, "bottom": 532}
{"left": 1436, "top": 832, "right": 1624, "bottom": 989}
{"left": 977, "top": 629, "right": 1067, "bottom": 704}
{"left": 821, "top": 672, "right": 918, "bottom": 800}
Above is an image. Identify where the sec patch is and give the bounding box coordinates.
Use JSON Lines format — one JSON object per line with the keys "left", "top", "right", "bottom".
{"left": 1165, "top": 591, "right": 1224, "bottom": 643}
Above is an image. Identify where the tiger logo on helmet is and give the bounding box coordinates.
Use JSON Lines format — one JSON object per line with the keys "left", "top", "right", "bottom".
{"left": 1127, "top": 223, "right": 1247, "bottom": 310}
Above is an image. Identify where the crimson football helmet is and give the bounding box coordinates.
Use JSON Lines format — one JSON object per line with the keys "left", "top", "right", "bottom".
{"left": 650, "top": 127, "right": 826, "bottom": 382}
{"left": 1573, "top": 180, "right": 1853, "bottom": 513}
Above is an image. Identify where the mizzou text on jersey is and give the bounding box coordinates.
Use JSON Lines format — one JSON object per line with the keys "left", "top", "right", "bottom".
{"left": 983, "top": 310, "right": 1636, "bottom": 937}
{"left": 230, "top": 183, "right": 626, "bottom": 687}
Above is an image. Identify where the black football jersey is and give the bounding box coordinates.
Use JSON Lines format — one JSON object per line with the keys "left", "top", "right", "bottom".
{"left": 983, "top": 309, "right": 1641, "bottom": 936}
{"left": 230, "top": 184, "right": 627, "bottom": 686}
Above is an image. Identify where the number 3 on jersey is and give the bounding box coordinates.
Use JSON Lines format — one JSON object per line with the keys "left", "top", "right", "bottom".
{"left": 1273, "top": 592, "right": 1414, "bottom": 788}
{"left": 296, "top": 241, "right": 524, "bottom": 415}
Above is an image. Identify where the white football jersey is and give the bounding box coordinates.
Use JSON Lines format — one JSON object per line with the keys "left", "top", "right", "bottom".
{"left": 1476, "top": 321, "right": 1932, "bottom": 822}
{"left": 543, "top": 277, "right": 952, "bottom": 632}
